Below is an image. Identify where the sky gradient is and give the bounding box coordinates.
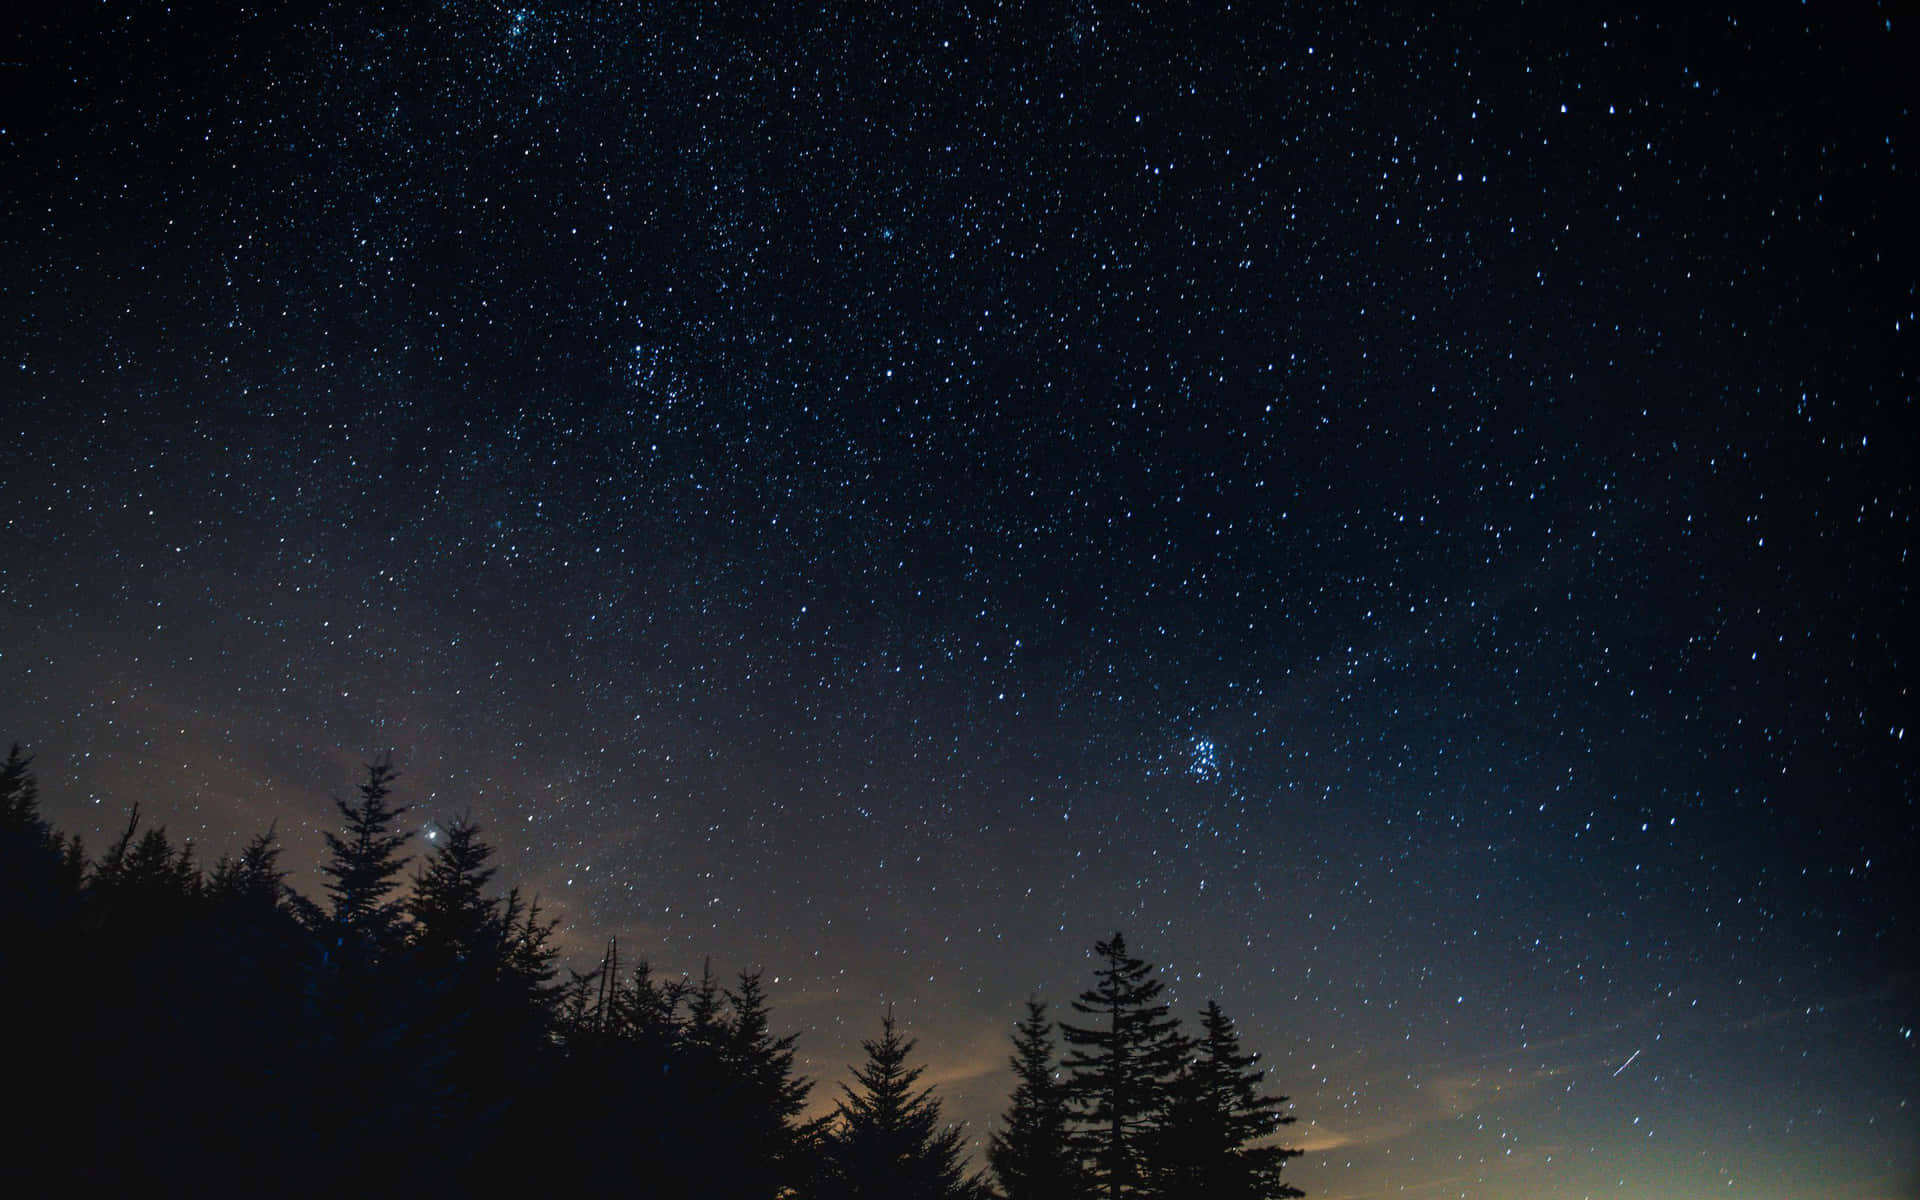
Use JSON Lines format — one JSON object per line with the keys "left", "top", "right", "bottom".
{"left": 3, "top": 3, "right": 1914, "bottom": 1196}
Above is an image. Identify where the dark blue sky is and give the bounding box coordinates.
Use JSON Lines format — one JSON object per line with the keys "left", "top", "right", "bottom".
{"left": 3, "top": 3, "right": 1913, "bottom": 1194}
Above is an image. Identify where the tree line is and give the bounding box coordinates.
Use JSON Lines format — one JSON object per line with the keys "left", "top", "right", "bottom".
{"left": 0, "top": 745, "right": 1304, "bottom": 1198}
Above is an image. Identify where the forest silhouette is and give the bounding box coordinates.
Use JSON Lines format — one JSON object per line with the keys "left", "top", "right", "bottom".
{"left": 1, "top": 745, "right": 1304, "bottom": 1198}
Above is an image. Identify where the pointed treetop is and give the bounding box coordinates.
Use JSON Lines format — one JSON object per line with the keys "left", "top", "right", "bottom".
{"left": 990, "top": 998, "right": 1084, "bottom": 1200}
{"left": 408, "top": 812, "right": 500, "bottom": 953}
{"left": 0, "top": 743, "right": 43, "bottom": 835}
{"left": 319, "top": 753, "right": 413, "bottom": 947}
{"left": 831, "top": 1005, "right": 976, "bottom": 1200}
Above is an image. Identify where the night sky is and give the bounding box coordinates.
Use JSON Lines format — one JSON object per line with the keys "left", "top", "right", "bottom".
{"left": 3, "top": 2, "right": 1915, "bottom": 1196}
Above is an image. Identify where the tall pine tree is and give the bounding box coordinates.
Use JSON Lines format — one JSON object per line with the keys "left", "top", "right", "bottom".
{"left": 821, "top": 1006, "right": 981, "bottom": 1200}
{"left": 317, "top": 754, "right": 412, "bottom": 956}
{"left": 301, "top": 754, "right": 443, "bottom": 1186}
{"left": 1060, "top": 933, "right": 1190, "bottom": 1199}
{"left": 0, "top": 743, "right": 80, "bottom": 941}
{"left": 0, "top": 743, "right": 45, "bottom": 840}
{"left": 1150, "top": 1001, "right": 1303, "bottom": 1199}
{"left": 405, "top": 812, "right": 560, "bottom": 1167}
{"left": 1, "top": 744, "right": 86, "bottom": 1178}
{"left": 722, "top": 968, "right": 819, "bottom": 1199}
{"left": 990, "top": 999, "right": 1085, "bottom": 1200}
{"left": 407, "top": 813, "right": 496, "bottom": 959}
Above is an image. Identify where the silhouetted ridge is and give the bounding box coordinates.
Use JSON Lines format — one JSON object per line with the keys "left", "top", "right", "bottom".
{"left": 1, "top": 744, "right": 1303, "bottom": 1198}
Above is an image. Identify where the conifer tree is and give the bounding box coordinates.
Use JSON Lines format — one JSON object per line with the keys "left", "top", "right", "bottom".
{"left": 821, "top": 1006, "right": 978, "bottom": 1200}
{"left": 0, "top": 742, "right": 74, "bottom": 930}
{"left": 644, "top": 957, "right": 740, "bottom": 1198}
{"left": 724, "top": 968, "right": 819, "bottom": 1197}
{"left": 1149, "top": 1001, "right": 1303, "bottom": 1199}
{"left": 205, "top": 826, "right": 302, "bottom": 972}
{"left": 200, "top": 825, "right": 309, "bottom": 1181}
{"left": 555, "top": 948, "right": 613, "bottom": 1046}
{"left": 0, "top": 743, "right": 45, "bottom": 840}
{"left": 90, "top": 805, "right": 203, "bottom": 930}
{"left": 408, "top": 813, "right": 499, "bottom": 960}
{"left": 56, "top": 832, "right": 86, "bottom": 894}
{"left": 67, "top": 805, "right": 226, "bottom": 1184}
{"left": 1060, "top": 933, "right": 1190, "bottom": 1199}
{"left": 0, "top": 742, "right": 79, "bottom": 1168}
{"left": 727, "top": 968, "right": 814, "bottom": 1122}
{"left": 301, "top": 755, "right": 443, "bottom": 1184}
{"left": 317, "top": 754, "right": 412, "bottom": 954}
{"left": 991, "top": 999, "right": 1085, "bottom": 1200}
{"left": 404, "top": 812, "right": 561, "bottom": 1165}
{"left": 618, "top": 955, "right": 688, "bottom": 1051}
{"left": 208, "top": 826, "right": 291, "bottom": 911}
{"left": 496, "top": 885, "right": 562, "bottom": 1010}
{"left": 684, "top": 956, "right": 727, "bottom": 1052}
{"left": 203, "top": 826, "right": 304, "bottom": 1004}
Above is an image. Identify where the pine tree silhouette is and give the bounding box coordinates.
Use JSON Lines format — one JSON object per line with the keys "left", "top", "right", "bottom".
{"left": 317, "top": 754, "right": 412, "bottom": 955}
{"left": 618, "top": 954, "right": 689, "bottom": 1053}
{"left": 0, "top": 743, "right": 45, "bottom": 839}
{"left": 1151, "top": 1000, "right": 1303, "bottom": 1199}
{"left": 1060, "top": 933, "right": 1190, "bottom": 1199}
{"left": 67, "top": 806, "right": 230, "bottom": 1184}
{"left": 200, "top": 824, "right": 310, "bottom": 1186}
{"left": 821, "top": 1005, "right": 982, "bottom": 1200}
{"left": 0, "top": 742, "right": 72, "bottom": 947}
{"left": 991, "top": 999, "right": 1086, "bottom": 1200}
{"left": 90, "top": 805, "right": 202, "bottom": 930}
{"left": 496, "top": 886, "right": 563, "bottom": 1014}
{"left": 408, "top": 813, "right": 497, "bottom": 957}
{"left": 0, "top": 745, "right": 88, "bottom": 1179}
{"left": 301, "top": 755, "right": 445, "bottom": 1188}
{"left": 724, "top": 968, "right": 819, "bottom": 1197}
{"left": 405, "top": 813, "right": 560, "bottom": 1168}
{"left": 208, "top": 826, "right": 291, "bottom": 910}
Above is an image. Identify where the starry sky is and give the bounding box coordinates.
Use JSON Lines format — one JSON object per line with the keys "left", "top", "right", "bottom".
{"left": 3, "top": 2, "right": 1915, "bottom": 1195}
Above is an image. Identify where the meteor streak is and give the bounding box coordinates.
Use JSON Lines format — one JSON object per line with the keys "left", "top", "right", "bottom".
{"left": 1611, "top": 1049, "right": 1643, "bottom": 1078}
